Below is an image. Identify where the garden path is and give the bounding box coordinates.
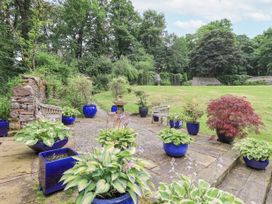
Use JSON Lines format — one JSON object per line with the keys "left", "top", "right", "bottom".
{"left": 0, "top": 107, "right": 271, "bottom": 203}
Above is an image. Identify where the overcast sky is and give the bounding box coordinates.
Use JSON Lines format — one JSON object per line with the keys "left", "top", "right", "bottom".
{"left": 131, "top": 0, "right": 272, "bottom": 37}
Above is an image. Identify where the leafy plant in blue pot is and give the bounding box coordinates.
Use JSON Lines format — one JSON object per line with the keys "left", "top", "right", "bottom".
{"left": 134, "top": 90, "right": 149, "bottom": 118}
{"left": 39, "top": 148, "right": 78, "bottom": 195}
{"left": 158, "top": 128, "right": 193, "bottom": 157}
{"left": 15, "top": 119, "right": 70, "bottom": 153}
{"left": 62, "top": 106, "right": 80, "bottom": 125}
{"left": 183, "top": 100, "right": 204, "bottom": 135}
{"left": 234, "top": 138, "right": 272, "bottom": 170}
{"left": 61, "top": 147, "right": 154, "bottom": 204}
{"left": 0, "top": 97, "right": 10, "bottom": 137}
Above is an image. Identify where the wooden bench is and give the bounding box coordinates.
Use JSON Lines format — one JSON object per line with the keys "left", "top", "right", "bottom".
{"left": 151, "top": 105, "right": 170, "bottom": 125}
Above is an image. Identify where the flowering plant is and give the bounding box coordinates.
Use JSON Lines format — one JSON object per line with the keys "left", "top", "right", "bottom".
{"left": 207, "top": 95, "right": 263, "bottom": 138}
{"left": 183, "top": 100, "right": 204, "bottom": 123}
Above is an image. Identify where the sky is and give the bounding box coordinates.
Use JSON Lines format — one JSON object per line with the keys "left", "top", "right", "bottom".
{"left": 131, "top": 0, "right": 272, "bottom": 38}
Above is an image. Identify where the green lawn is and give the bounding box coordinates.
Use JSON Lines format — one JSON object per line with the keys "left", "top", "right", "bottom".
{"left": 95, "top": 86, "right": 272, "bottom": 142}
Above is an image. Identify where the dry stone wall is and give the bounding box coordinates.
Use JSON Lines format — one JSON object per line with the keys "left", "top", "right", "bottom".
{"left": 9, "top": 76, "right": 46, "bottom": 130}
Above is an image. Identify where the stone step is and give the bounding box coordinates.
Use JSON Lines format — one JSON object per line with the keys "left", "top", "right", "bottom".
{"left": 265, "top": 183, "right": 272, "bottom": 204}
{"left": 218, "top": 159, "right": 272, "bottom": 204}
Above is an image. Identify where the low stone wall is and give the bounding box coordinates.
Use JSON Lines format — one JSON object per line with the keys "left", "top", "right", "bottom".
{"left": 9, "top": 76, "right": 46, "bottom": 130}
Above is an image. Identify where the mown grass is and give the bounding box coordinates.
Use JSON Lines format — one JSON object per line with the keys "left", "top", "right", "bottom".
{"left": 95, "top": 86, "right": 272, "bottom": 142}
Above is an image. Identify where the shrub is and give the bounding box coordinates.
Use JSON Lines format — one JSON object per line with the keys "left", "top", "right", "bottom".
{"left": 234, "top": 138, "right": 272, "bottom": 161}
{"left": 160, "top": 72, "right": 171, "bottom": 86}
{"left": 183, "top": 100, "right": 204, "bottom": 123}
{"left": 218, "top": 75, "right": 250, "bottom": 85}
{"left": 65, "top": 75, "right": 93, "bottom": 109}
{"left": 62, "top": 106, "right": 80, "bottom": 117}
{"left": 93, "top": 74, "right": 110, "bottom": 92}
{"left": 207, "top": 95, "right": 263, "bottom": 138}
{"left": 15, "top": 119, "right": 70, "bottom": 147}
{"left": 61, "top": 147, "right": 153, "bottom": 204}
{"left": 0, "top": 97, "right": 10, "bottom": 120}
{"left": 97, "top": 128, "right": 137, "bottom": 150}
{"left": 134, "top": 90, "right": 148, "bottom": 107}
{"left": 157, "top": 175, "right": 244, "bottom": 204}
{"left": 169, "top": 113, "right": 183, "bottom": 121}
{"left": 137, "top": 70, "right": 155, "bottom": 85}
{"left": 158, "top": 128, "right": 193, "bottom": 145}
{"left": 108, "top": 76, "right": 129, "bottom": 99}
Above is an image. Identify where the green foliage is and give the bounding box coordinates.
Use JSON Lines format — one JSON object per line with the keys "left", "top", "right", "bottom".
{"left": 138, "top": 71, "right": 155, "bottom": 85}
{"left": 0, "top": 97, "right": 10, "bottom": 120}
{"left": 113, "top": 57, "right": 139, "bottom": 83}
{"left": 65, "top": 75, "right": 93, "bottom": 109}
{"left": 157, "top": 175, "right": 244, "bottom": 204}
{"left": 169, "top": 113, "right": 183, "bottom": 121}
{"left": 97, "top": 128, "right": 137, "bottom": 150}
{"left": 134, "top": 90, "right": 148, "bottom": 107}
{"left": 15, "top": 119, "right": 70, "bottom": 147}
{"left": 234, "top": 138, "right": 272, "bottom": 161}
{"left": 218, "top": 75, "right": 250, "bottom": 85}
{"left": 158, "top": 128, "right": 192, "bottom": 145}
{"left": 62, "top": 106, "right": 80, "bottom": 117}
{"left": 160, "top": 72, "right": 171, "bottom": 86}
{"left": 61, "top": 147, "right": 153, "bottom": 204}
{"left": 183, "top": 100, "right": 204, "bottom": 123}
{"left": 108, "top": 76, "right": 129, "bottom": 99}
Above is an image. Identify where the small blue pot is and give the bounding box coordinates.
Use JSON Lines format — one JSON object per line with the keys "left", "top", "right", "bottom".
{"left": 93, "top": 193, "right": 135, "bottom": 204}
{"left": 174, "top": 121, "right": 182, "bottom": 129}
{"left": 111, "top": 105, "right": 117, "bottom": 112}
{"left": 0, "top": 120, "right": 9, "bottom": 137}
{"left": 83, "top": 104, "right": 97, "bottom": 118}
{"left": 163, "top": 143, "right": 188, "bottom": 157}
{"left": 243, "top": 156, "right": 269, "bottom": 170}
{"left": 169, "top": 120, "right": 175, "bottom": 128}
{"left": 39, "top": 148, "right": 78, "bottom": 195}
{"left": 153, "top": 115, "right": 159, "bottom": 122}
{"left": 62, "top": 115, "right": 76, "bottom": 125}
{"left": 28, "top": 138, "right": 68, "bottom": 153}
{"left": 186, "top": 122, "right": 199, "bottom": 135}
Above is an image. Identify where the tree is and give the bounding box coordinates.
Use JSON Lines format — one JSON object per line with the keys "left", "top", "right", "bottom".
{"left": 190, "top": 29, "right": 242, "bottom": 77}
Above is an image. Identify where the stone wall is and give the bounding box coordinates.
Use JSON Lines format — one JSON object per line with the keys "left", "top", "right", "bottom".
{"left": 9, "top": 76, "right": 46, "bottom": 130}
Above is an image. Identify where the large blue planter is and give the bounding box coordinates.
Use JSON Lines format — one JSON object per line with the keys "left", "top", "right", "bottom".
{"left": 174, "top": 121, "right": 182, "bottom": 129}
{"left": 83, "top": 104, "right": 97, "bottom": 118}
{"left": 163, "top": 143, "right": 188, "bottom": 157}
{"left": 243, "top": 156, "right": 269, "bottom": 170}
{"left": 169, "top": 120, "right": 175, "bottom": 128}
{"left": 62, "top": 115, "right": 76, "bottom": 125}
{"left": 139, "top": 106, "right": 148, "bottom": 118}
{"left": 93, "top": 193, "right": 135, "bottom": 204}
{"left": 39, "top": 148, "right": 78, "bottom": 195}
{"left": 0, "top": 120, "right": 9, "bottom": 137}
{"left": 186, "top": 122, "right": 199, "bottom": 135}
{"left": 28, "top": 137, "right": 68, "bottom": 153}
{"left": 111, "top": 105, "right": 117, "bottom": 112}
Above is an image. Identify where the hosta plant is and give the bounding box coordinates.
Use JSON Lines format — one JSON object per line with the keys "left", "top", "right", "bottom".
{"left": 61, "top": 147, "right": 154, "bottom": 204}
{"left": 156, "top": 175, "right": 244, "bottom": 204}
{"left": 234, "top": 138, "right": 272, "bottom": 161}
{"left": 158, "top": 128, "right": 193, "bottom": 145}
{"left": 97, "top": 128, "right": 137, "bottom": 150}
{"left": 62, "top": 106, "right": 80, "bottom": 117}
{"left": 183, "top": 100, "right": 204, "bottom": 123}
{"left": 207, "top": 95, "right": 263, "bottom": 138}
{"left": 15, "top": 119, "right": 69, "bottom": 146}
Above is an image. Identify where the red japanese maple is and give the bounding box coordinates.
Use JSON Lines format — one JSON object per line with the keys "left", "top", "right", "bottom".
{"left": 207, "top": 95, "right": 263, "bottom": 138}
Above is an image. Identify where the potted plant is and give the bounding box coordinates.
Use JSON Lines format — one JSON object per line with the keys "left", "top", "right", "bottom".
{"left": 0, "top": 97, "right": 10, "bottom": 137}
{"left": 156, "top": 175, "right": 244, "bottom": 203}
{"left": 169, "top": 113, "right": 183, "bottom": 129}
{"left": 207, "top": 95, "right": 263, "bottom": 144}
{"left": 15, "top": 119, "right": 70, "bottom": 153}
{"left": 62, "top": 106, "right": 80, "bottom": 125}
{"left": 183, "top": 100, "right": 204, "bottom": 135}
{"left": 168, "top": 114, "right": 175, "bottom": 128}
{"left": 234, "top": 138, "right": 272, "bottom": 170}
{"left": 134, "top": 90, "right": 149, "bottom": 118}
{"left": 39, "top": 148, "right": 78, "bottom": 195}
{"left": 61, "top": 147, "right": 153, "bottom": 204}
{"left": 158, "top": 128, "right": 193, "bottom": 157}
{"left": 97, "top": 128, "right": 137, "bottom": 150}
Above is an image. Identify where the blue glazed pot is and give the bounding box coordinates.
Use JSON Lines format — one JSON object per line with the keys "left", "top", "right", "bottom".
{"left": 169, "top": 120, "right": 175, "bottom": 128}
{"left": 0, "top": 120, "right": 9, "bottom": 137}
{"left": 39, "top": 148, "right": 78, "bottom": 195}
{"left": 111, "top": 105, "right": 117, "bottom": 112}
{"left": 93, "top": 193, "right": 135, "bottom": 204}
{"left": 163, "top": 143, "right": 188, "bottom": 157}
{"left": 62, "top": 115, "right": 76, "bottom": 125}
{"left": 153, "top": 115, "right": 159, "bottom": 122}
{"left": 28, "top": 137, "right": 68, "bottom": 153}
{"left": 139, "top": 106, "right": 148, "bottom": 118}
{"left": 243, "top": 156, "right": 269, "bottom": 170}
{"left": 83, "top": 104, "right": 97, "bottom": 118}
{"left": 174, "top": 121, "right": 182, "bottom": 129}
{"left": 186, "top": 122, "right": 199, "bottom": 135}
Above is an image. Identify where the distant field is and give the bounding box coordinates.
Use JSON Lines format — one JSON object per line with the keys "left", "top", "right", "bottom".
{"left": 95, "top": 86, "right": 272, "bottom": 142}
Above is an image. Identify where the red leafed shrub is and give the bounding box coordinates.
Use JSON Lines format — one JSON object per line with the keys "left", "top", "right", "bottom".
{"left": 207, "top": 95, "right": 263, "bottom": 138}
